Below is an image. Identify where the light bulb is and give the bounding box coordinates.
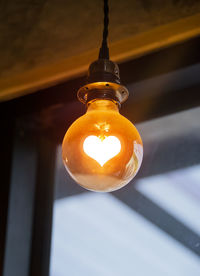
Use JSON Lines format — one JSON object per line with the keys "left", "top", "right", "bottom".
{"left": 62, "top": 59, "right": 143, "bottom": 192}
{"left": 62, "top": 98, "right": 143, "bottom": 192}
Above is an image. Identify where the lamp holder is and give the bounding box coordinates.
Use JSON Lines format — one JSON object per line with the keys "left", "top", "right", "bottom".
{"left": 77, "top": 59, "right": 129, "bottom": 107}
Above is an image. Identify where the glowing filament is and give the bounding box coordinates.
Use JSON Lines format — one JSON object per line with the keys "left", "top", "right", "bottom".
{"left": 83, "top": 135, "right": 121, "bottom": 166}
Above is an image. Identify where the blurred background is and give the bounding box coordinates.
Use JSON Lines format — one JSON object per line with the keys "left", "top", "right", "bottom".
{"left": 1, "top": 1, "right": 200, "bottom": 276}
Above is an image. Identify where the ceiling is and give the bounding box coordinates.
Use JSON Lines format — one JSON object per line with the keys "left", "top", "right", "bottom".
{"left": 1, "top": 0, "right": 200, "bottom": 101}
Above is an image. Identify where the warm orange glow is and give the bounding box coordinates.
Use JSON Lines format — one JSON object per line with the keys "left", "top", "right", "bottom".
{"left": 62, "top": 99, "right": 143, "bottom": 192}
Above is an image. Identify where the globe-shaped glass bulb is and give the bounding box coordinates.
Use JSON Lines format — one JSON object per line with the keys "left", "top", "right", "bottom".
{"left": 62, "top": 99, "right": 143, "bottom": 192}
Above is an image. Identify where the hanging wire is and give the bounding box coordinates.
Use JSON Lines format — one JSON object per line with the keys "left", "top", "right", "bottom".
{"left": 98, "top": 0, "right": 109, "bottom": 59}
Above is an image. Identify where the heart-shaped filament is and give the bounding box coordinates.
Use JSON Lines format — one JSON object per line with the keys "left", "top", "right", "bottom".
{"left": 83, "top": 135, "right": 121, "bottom": 166}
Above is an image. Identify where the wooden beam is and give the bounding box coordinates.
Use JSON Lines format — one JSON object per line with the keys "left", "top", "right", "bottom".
{"left": 1, "top": 13, "right": 200, "bottom": 102}
{"left": 29, "top": 135, "right": 56, "bottom": 276}
{"left": 0, "top": 119, "right": 14, "bottom": 276}
{"left": 1, "top": 115, "right": 57, "bottom": 276}
{"left": 1, "top": 121, "right": 37, "bottom": 276}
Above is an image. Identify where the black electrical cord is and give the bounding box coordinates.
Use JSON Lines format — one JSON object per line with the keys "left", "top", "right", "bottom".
{"left": 98, "top": 0, "right": 109, "bottom": 60}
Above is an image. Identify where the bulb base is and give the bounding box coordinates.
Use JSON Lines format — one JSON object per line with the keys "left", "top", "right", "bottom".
{"left": 77, "top": 82, "right": 129, "bottom": 107}
{"left": 77, "top": 59, "right": 129, "bottom": 106}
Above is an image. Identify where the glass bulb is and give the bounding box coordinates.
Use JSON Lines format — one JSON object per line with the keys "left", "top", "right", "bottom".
{"left": 62, "top": 99, "right": 143, "bottom": 192}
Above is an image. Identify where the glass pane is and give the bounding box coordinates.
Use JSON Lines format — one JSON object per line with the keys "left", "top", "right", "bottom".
{"left": 50, "top": 107, "right": 200, "bottom": 276}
